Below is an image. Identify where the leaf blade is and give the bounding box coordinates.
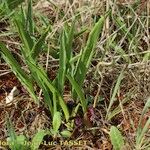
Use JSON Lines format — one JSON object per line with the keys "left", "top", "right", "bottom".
{"left": 110, "top": 126, "right": 124, "bottom": 150}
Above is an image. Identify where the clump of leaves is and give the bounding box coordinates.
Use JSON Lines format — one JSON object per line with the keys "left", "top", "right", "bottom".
{"left": 0, "top": 0, "right": 108, "bottom": 139}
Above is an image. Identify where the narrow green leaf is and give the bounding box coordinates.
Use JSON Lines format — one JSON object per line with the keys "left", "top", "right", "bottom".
{"left": 106, "top": 69, "right": 124, "bottom": 118}
{"left": 0, "top": 42, "right": 38, "bottom": 102}
{"left": 65, "top": 21, "right": 75, "bottom": 61}
{"left": 65, "top": 21, "right": 75, "bottom": 76}
{"left": 136, "top": 118, "right": 150, "bottom": 149}
{"left": 27, "top": 61, "right": 69, "bottom": 121}
{"left": 31, "top": 26, "right": 50, "bottom": 59}
{"left": 20, "top": 5, "right": 26, "bottom": 25}
{"left": 66, "top": 74, "right": 87, "bottom": 113}
{"left": 107, "top": 90, "right": 133, "bottom": 120}
{"left": 110, "top": 126, "right": 124, "bottom": 150}
{"left": 55, "top": 21, "right": 75, "bottom": 92}
{"left": 31, "top": 130, "right": 48, "bottom": 150}
{"left": 52, "top": 91, "right": 57, "bottom": 114}
{"left": 74, "top": 12, "right": 108, "bottom": 98}
{"left": 15, "top": 19, "right": 34, "bottom": 56}
{"left": 69, "top": 53, "right": 81, "bottom": 64}
{"left": 16, "top": 135, "right": 27, "bottom": 147}
{"left": 74, "top": 27, "right": 87, "bottom": 39}
{"left": 139, "top": 97, "right": 150, "bottom": 125}
{"left": 57, "top": 30, "right": 67, "bottom": 94}
{"left": 61, "top": 130, "right": 72, "bottom": 138}
{"left": 30, "top": 70, "right": 53, "bottom": 115}
{"left": 52, "top": 111, "right": 62, "bottom": 133}
{"left": 26, "top": 0, "right": 34, "bottom": 34}
{"left": 136, "top": 98, "right": 150, "bottom": 147}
